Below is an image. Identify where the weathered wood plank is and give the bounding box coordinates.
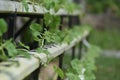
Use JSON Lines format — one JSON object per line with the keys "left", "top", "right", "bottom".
{"left": 0, "top": 0, "right": 80, "bottom": 15}
{"left": 0, "top": 30, "right": 89, "bottom": 80}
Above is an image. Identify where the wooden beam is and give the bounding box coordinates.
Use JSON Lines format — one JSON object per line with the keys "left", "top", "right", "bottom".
{"left": 0, "top": 30, "right": 89, "bottom": 80}
{"left": 0, "top": 0, "right": 81, "bottom": 16}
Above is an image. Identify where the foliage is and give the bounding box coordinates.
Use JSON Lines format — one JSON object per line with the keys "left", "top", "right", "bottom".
{"left": 66, "top": 44, "right": 101, "bottom": 80}
{"left": 0, "top": 19, "right": 30, "bottom": 61}
{"left": 18, "top": 41, "right": 30, "bottom": 50}
{"left": 44, "top": 13, "right": 61, "bottom": 30}
{"left": 40, "top": 0, "right": 61, "bottom": 12}
{"left": 0, "top": 19, "right": 17, "bottom": 60}
{"left": 63, "top": 25, "right": 91, "bottom": 44}
{"left": 30, "top": 23, "right": 62, "bottom": 47}
{"left": 22, "top": 0, "right": 29, "bottom": 12}
{"left": 39, "top": 0, "right": 80, "bottom": 13}
{"left": 53, "top": 65, "right": 64, "bottom": 79}
{"left": 0, "top": 19, "right": 7, "bottom": 37}
{"left": 66, "top": 73, "right": 80, "bottom": 80}
{"left": 0, "top": 1, "right": 97, "bottom": 80}
{"left": 36, "top": 48, "right": 49, "bottom": 55}
{"left": 0, "top": 39, "right": 17, "bottom": 60}
{"left": 21, "top": 0, "right": 80, "bottom": 13}
{"left": 29, "top": 16, "right": 92, "bottom": 80}
{"left": 30, "top": 23, "right": 91, "bottom": 46}
{"left": 86, "top": 0, "right": 120, "bottom": 15}
{"left": 29, "top": 22, "right": 92, "bottom": 80}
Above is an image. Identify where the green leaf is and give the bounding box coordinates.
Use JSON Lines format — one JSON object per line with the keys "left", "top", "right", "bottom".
{"left": 41, "top": 0, "right": 55, "bottom": 10}
{"left": 44, "top": 13, "right": 60, "bottom": 29}
{"left": 0, "top": 19, "right": 7, "bottom": 36}
{"left": 32, "top": 3, "right": 37, "bottom": 12}
{"left": 17, "top": 49, "right": 30, "bottom": 58}
{"left": 50, "top": 15, "right": 61, "bottom": 29}
{"left": 4, "top": 40, "right": 17, "bottom": 57}
{"left": 71, "top": 59, "right": 83, "bottom": 74}
{"left": 64, "top": 2, "right": 79, "bottom": 13}
{"left": 30, "top": 23, "right": 42, "bottom": 38}
{"left": 44, "top": 13, "right": 53, "bottom": 27}
{"left": 22, "top": 0, "right": 29, "bottom": 12}
{"left": 36, "top": 48, "right": 49, "bottom": 54}
{"left": 44, "top": 31, "right": 54, "bottom": 43}
{"left": 0, "top": 54, "right": 8, "bottom": 61}
{"left": 66, "top": 73, "right": 79, "bottom": 80}
{"left": 43, "top": 31, "right": 62, "bottom": 43}
{"left": 18, "top": 41, "right": 30, "bottom": 50}
{"left": 30, "top": 23, "right": 42, "bottom": 32}
{"left": 53, "top": 65, "right": 64, "bottom": 79}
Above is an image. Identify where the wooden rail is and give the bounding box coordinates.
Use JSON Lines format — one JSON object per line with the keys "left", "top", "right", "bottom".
{"left": 0, "top": 1, "right": 87, "bottom": 80}
{"left": 0, "top": 0, "right": 81, "bottom": 15}
{"left": 0, "top": 30, "right": 89, "bottom": 80}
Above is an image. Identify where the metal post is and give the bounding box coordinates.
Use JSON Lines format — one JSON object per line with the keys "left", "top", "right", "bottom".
{"left": 31, "top": 18, "right": 41, "bottom": 79}
{"left": 31, "top": 65, "right": 41, "bottom": 80}
{"left": 68, "top": 16, "right": 76, "bottom": 59}
{"left": 57, "top": 16, "right": 64, "bottom": 80}
{"left": 85, "top": 35, "right": 90, "bottom": 52}
{"left": 76, "top": 16, "right": 80, "bottom": 25}
{"left": 72, "top": 46, "right": 75, "bottom": 59}
{"left": 59, "top": 16, "right": 63, "bottom": 30}
{"left": 57, "top": 54, "right": 64, "bottom": 80}
{"left": 74, "top": 15, "right": 81, "bottom": 59}
{"left": 15, "top": 18, "right": 34, "bottom": 39}
{"left": 7, "top": 12, "right": 17, "bottom": 39}
{"left": 36, "top": 18, "right": 40, "bottom": 24}
{"left": 78, "top": 41, "right": 82, "bottom": 59}
{"left": 68, "top": 16, "right": 73, "bottom": 28}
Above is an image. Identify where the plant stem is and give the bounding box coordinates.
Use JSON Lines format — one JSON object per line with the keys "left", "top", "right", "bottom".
{"left": 0, "top": 37, "right": 2, "bottom": 46}
{"left": 41, "top": 39, "right": 45, "bottom": 48}
{"left": 0, "top": 38, "right": 7, "bottom": 57}
{"left": 1, "top": 49, "right": 6, "bottom": 57}
{"left": 0, "top": 43, "right": 5, "bottom": 50}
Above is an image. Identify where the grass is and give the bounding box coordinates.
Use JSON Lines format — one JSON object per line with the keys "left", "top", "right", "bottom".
{"left": 89, "top": 28, "right": 120, "bottom": 80}
{"left": 95, "top": 56, "right": 120, "bottom": 80}
{"left": 89, "top": 28, "right": 120, "bottom": 50}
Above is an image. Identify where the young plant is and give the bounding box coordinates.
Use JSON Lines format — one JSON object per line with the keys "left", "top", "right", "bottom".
{"left": 0, "top": 19, "right": 17, "bottom": 60}
{"left": 30, "top": 23, "right": 49, "bottom": 54}
{"left": 65, "top": 43, "right": 101, "bottom": 80}
{"left": 53, "top": 65, "right": 65, "bottom": 79}
{"left": 0, "top": 19, "right": 30, "bottom": 61}
{"left": 22, "top": 0, "right": 29, "bottom": 12}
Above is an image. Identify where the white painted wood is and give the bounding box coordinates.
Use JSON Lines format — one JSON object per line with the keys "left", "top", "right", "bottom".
{"left": 0, "top": 0, "right": 46, "bottom": 14}
{"left": 0, "top": 30, "right": 89, "bottom": 80}
{"left": 0, "top": 56, "right": 39, "bottom": 80}
{"left": 0, "top": 0, "right": 81, "bottom": 15}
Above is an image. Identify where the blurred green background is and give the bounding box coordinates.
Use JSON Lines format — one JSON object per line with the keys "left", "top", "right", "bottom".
{"left": 89, "top": 28, "right": 120, "bottom": 50}
{"left": 89, "top": 28, "right": 120, "bottom": 80}
{"left": 86, "top": 0, "right": 120, "bottom": 16}
{"left": 85, "top": 0, "right": 120, "bottom": 79}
